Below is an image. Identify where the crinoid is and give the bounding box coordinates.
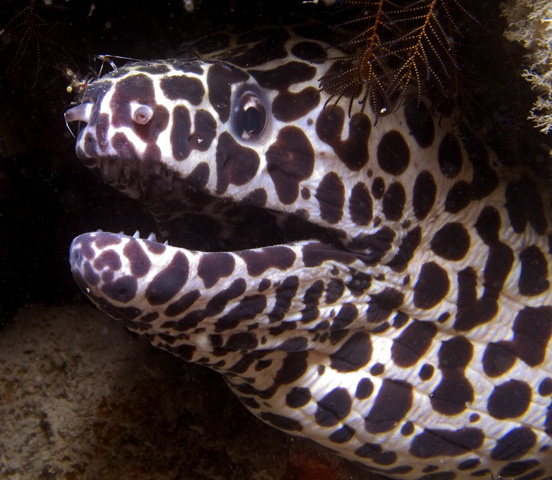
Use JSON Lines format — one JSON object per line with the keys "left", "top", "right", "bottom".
{"left": 320, "top": 0, "right": 481, "bottom": 120}
{"left": 0, "top": 0, "right": 82, "bottom": 90}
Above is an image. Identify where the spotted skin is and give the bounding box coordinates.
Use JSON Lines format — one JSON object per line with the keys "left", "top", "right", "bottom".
{"left": 66, "top": 25, "right": 552, "bottom": 479}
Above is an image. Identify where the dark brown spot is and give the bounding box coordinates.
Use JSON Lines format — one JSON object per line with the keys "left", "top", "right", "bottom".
{"left": 316, "top": 107, "right": 370, "bottom": 171}
{"left": 188, "top": 162, "right": 210, "bottom": 189}
{"left": 349, "top": 227, "right": 395, "bottom": 261}
{"left": 110, "top": 74, "right": 155, "bottom": 129}
{"left": 316, "top": 172, "right": 345, "bottom": 224}
{"left": 198, "top": 253, "right": 235, "bottom": 289}
{"left": 275, "top": 352, "right": 308, "bottom": 384}
{"left": 280, "top": 337, "right": 308, "bottom": 352}
{"left": 412, "top": 171, "right": 437, "bottom": 221}
{"left": 430, "top": 222, "right": 471, "bottom": 261}
{"left": 431, "top": 337, "right": 474, "bottom": 415}
{"left": 539, "top": 378, "right": 552, "bottom": 396}
{"left": 508, "top": 307, "right": 552, "bottom": 367}
{"left": 160, "top": 75, "right": 205, "bottom": 104}
{"left": 268, "top": 276, "right": 299, "bottom": 322}
{"left": 145, "top": 252, "right": 189, "bottom": 305}
{"left": 382, "top": 182, "right": 406, "bottom": 221}
{"left": 356, "top": 378, "right": 374, "bottom": 399}
{"left": 301, "top": 242, "right": 358, "bottom": 268}
{"left": 413, "top": 262, "right": 450, "bottom": 309}
{"left": 96, "top": 113, "right": 109, "bottom": 151}
{"left": 164, "top": 290, "right": 200, "bottom": 317}
{"left": 251, "top": 61, "right": 316, "bottom": 90}
{"left": 366, "top": 288, "right": 404, "bottom": 323}
{"left": 190, "top": 110, "right": 217, "bottom": 153}
{"left": 123, "top": 239, "right": 151, "bottom": 277}
{"left": 260, "top": 412, "right": 302, "bottom": 432}
{"left": 370, "top": 363, "right": 385, "bottom": 375}
{"left": 386, "top": 227, "right": 422, "bottom": 272}
{"left": 329, "top": 425, "right": 355, "bottom": 443}
{"left": 365, "top": 379, "right": 413, "bottom": 434}
{"left": 482, "top": 342, "right": 516, "bottom": 377}
{"left": 457, "top": 459, "right": 480, "bottom": 470}
{"left": 519, "top": 245, "right": 549, "bottom": 296}
{"left": 215, "top": 132, "right": 260, "bottom": 194}
{"left": 488, "top": 380, "right": 532, "bottom": 419}
{"left": 301, "top": 279, "right": 324, "bottom": 323}
{"left": 377, "top": 130, "right": 410, "bottom": 175}
{"left": 111, "top": 132, "right": 137, "bottom": 160}
{"left": 266, "top": 126, "right": 315, "bottom": 205}
{"left": 444, "top": 181, "right": 471, "bottom": 213}
{"left": 272, "top": 87, "right": 320, "bottom": 122}
{"left": 331, "top": 303, "right": 358, "bottom": 330}
{"left": 372, "top": 177, "right": 385, "bottom": 199}
{"left": 349, "top": 182, "right": 373, "bottom": 226}
{"left": 315, "top": 387, "right": 353, "bottom": 427}
{"left": 175, "top": 279, "right": 247, "bottom": 332}
{"left": 244, "top": 188, "right": 267, "bottom": 208}
{"left": 101, "top": 276, "right": 137, "bottom": 303}
{"left": 207, "top": 62, "right": 249, "bottom": 123}
{"left": 291, "top": 41, "right": 326, "bottom": 62}
{"left": 454, "top": 267, "right": 499, "bottom": 332}
{"left": 391, "top": 321, "right": 437, "bottom": 367}
{"left": 438, "top": 132, "right": 462, "bottom": 178}
{"left": 409, "top": 428, "right": 484, "bottom": 458}
{"left": 354, "top": 443, "right": 398, "bottom": 465}
{"left": 224, "top": 332, "right": 259, "bottom": 351}
{"left": 499, "top": 461, "right": 541, "bottom": 478}
{"left": 491, "top": 427, "right": 537, "bottom": 461}
{"left": 239, "top": 246, "right": 295, "bottom": 276}
{"left": 325, "top": 279, "right": 345, "bottom": 304}
{"left": 419, "top": 364, "right": 434, "bottom": 381}
{"left": 93, "top": 250, "right": 122, "bottom": 272}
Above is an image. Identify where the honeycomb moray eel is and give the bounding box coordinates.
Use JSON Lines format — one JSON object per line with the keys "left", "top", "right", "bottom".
{"left": 65, "top": 24, "right": 552, "bottom": 479}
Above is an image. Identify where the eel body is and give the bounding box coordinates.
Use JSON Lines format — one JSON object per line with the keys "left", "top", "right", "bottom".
{"left": 65, "top": 24, "right": 552, "bottom": 479}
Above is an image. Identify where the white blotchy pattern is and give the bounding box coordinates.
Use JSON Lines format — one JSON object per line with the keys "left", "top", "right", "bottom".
{"left": 66, "top": 25, "right": 552, "bottom": 480}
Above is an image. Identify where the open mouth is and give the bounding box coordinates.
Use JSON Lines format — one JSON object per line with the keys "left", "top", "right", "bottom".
{"left": 66, "top": 151, "right": 362, "bottom": 331}
{"left": 83, "top": 151, "right": 344, "bottom": 254}
{"left": 65, "top": 104, "right": 344, "bottom": 255}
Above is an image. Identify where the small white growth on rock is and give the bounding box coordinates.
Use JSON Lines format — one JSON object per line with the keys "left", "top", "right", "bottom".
{"left": 502, "top": 0, "right": 552, "bottom": 134}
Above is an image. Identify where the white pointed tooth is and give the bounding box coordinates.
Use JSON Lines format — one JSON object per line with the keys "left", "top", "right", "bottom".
{"left": 138, "top": 176, "right": 147, "bottom": 191}
{"left": 147, "top": 232, "right": 157, "bottom": 242}
{"left": 123, "top": 161, "right": 131, "bottom": 180}
{"left": 133, "top": 231, "right": 140, "bottom": 239}
{"left": 164, "top": 241, "right": 169, "bottom": 246}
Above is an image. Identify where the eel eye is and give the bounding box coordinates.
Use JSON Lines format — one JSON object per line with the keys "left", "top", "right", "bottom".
{"left": 232, "top": 91, "right": 267, "bottom": 142}
{"left": 132, "top": 105, "right": 153, "bottom": 124}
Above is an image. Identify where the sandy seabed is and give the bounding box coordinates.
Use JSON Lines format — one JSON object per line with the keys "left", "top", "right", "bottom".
{"left": 0, "top": 304, "right": 371, "bottom": 480}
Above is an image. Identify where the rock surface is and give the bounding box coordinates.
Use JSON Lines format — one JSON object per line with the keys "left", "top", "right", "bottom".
{"left": 0, "top": 304, "right": 372, "bottom": 480}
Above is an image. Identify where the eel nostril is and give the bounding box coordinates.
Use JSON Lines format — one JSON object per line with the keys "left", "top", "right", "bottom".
{"left": 132, "top": 105, "right": 153, "bottom": 125}
{"left": 64, "top": 103, "right": 93, "bottom": 123}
